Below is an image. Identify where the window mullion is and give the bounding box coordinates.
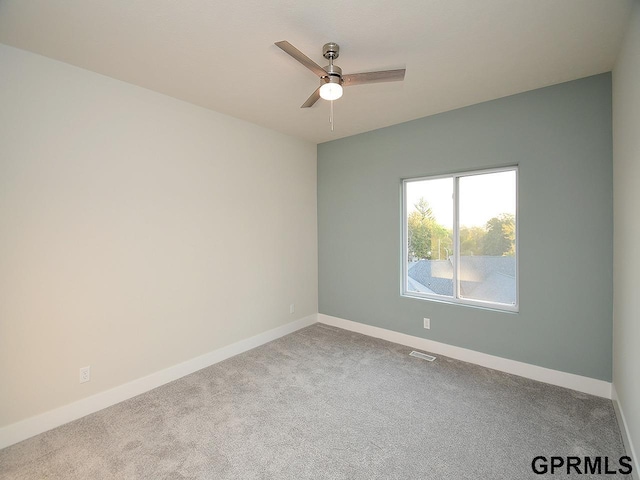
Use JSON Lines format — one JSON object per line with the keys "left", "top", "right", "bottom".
{"left": 453, "top": 175, "right": 460, "bottom": 300}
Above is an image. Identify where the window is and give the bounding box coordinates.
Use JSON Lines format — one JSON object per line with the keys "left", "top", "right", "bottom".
{"left": 402, "top": 167, "right": 518, "bottom": 312}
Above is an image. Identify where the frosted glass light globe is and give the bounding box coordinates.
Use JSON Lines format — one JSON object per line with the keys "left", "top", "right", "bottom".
{"left": 319, "top": 82, "right": 343, "bottom": 101}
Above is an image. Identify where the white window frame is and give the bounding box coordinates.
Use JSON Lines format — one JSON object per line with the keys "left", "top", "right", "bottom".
{"left": 401, "top": 166, "right": 519, "bottom": 313}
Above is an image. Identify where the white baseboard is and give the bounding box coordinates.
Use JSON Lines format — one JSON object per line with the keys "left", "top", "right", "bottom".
{"left": 0, "top": 314, "right": 317, "bottom": 450}
{"left": 612, "top": 384, "right": 638, "bottom": 480}
{"left": 318, "top": 314, "right": 612, "bottom": 399}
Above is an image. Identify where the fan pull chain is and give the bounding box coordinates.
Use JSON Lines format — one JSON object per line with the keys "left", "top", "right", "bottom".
{"left": 330, "top": 100, "right": 334, "bottom": 131}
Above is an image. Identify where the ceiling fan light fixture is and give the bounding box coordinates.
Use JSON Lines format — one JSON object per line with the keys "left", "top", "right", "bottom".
{"left": 319, "top": 77, "right": 343, "bottom": 101}
{"left": 274, "top": 40, "right": 405, "bottom": 109}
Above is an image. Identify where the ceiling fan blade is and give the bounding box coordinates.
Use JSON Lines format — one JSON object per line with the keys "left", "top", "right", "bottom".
{"left": 275, "top": 41, "right": 327, "bottom": 78}
{"left": 342, "top": 69, "right": 406, "bottom": 87}
{"left": 301, "top": 87, "right": 321, "bottom": 108}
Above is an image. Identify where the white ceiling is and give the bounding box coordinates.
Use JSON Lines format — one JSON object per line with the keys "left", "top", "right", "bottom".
{"left": 0, "top": 0, "right": 633, "bottom": 144}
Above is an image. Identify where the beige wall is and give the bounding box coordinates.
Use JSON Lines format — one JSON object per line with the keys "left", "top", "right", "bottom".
{"left": 0, "top": 44, "right": 317, "bottom": 427}
{"left": 613, "top": 0, "right": 640, "bottom": 465}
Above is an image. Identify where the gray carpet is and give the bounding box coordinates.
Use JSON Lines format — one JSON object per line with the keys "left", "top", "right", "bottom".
{"left": 0, "top": 324, "right": 630, "bottom": 479}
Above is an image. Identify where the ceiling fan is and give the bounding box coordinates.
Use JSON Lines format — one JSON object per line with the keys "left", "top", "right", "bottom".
{"left": 275, "top": 41, "right": 406, "bottom": 108}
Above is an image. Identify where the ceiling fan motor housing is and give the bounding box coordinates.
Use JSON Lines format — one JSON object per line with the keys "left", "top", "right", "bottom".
{"left": 322, "top": 63, "right": 343, "bottom": 85}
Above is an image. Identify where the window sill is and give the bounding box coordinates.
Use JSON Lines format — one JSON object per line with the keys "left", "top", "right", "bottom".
{"left": 401, "top": 291, "right": 519, "bottom": 314}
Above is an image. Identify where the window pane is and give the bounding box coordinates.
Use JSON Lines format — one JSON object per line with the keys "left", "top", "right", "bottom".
{"left": 405, "top": 177, "right": 454, "bottom": 297}
{"left": 458, "top": 170, "right": 516, "bottom": 305}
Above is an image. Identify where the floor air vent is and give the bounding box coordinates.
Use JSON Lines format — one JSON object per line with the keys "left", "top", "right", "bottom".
{"left": 409, "top": 351, "right": 436, "bottom": 362}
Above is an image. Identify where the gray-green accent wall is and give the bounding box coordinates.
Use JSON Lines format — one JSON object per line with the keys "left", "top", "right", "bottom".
{"left": 318, "top": 73, "right": 613, "bottom": 381}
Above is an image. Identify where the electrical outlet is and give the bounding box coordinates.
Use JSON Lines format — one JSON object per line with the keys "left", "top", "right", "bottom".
{"left": 79, "top": 366, "right": 91, "bottom": 384}
{"left": 289, "top": 304, "right": 295, "bottom": 314}
{"left": 423, "top": 318, "right": 431, "bottom": 329}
